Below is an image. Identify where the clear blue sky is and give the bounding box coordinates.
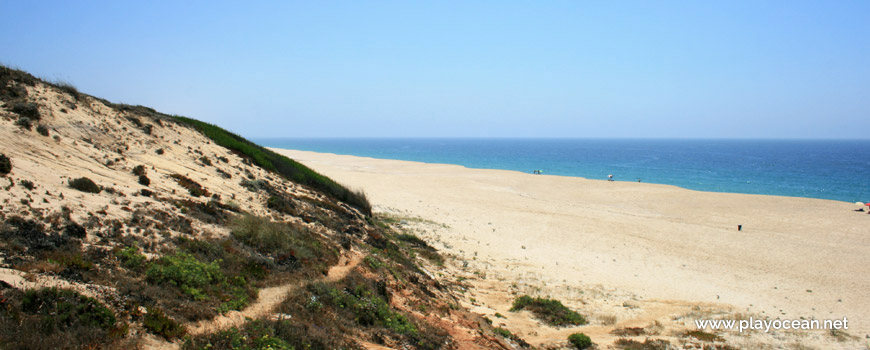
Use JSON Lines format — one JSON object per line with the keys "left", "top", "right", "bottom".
{"left": 2, "top": 1, "right": 868, "bottom": 138}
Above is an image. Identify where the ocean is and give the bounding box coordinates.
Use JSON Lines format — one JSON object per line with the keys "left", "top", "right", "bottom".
{"left": 256, "top": 138, "right": 870, "bottom": 203}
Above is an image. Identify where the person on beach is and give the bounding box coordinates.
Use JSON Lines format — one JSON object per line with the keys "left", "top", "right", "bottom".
{"left": 608, "top": 174, "right": 613, "bottom": 181}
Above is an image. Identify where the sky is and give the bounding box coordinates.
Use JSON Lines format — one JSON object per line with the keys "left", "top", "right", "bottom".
{"left": 1, "top": 1, "right": 868, "bottom": 139}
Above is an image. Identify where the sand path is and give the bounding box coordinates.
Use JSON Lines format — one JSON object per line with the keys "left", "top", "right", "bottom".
{"left": 272, "top": 149, "right": 870, "bottom": 343}
{"left": 134, "top": 251, "right": 362, "bottom": 350}
{"left": 186, "top": 251, "right": 362, "bottom": 336}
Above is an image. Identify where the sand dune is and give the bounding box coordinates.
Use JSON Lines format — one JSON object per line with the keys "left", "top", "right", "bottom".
{"left": 273, "top": 148, "right": 870, "bottom": 344}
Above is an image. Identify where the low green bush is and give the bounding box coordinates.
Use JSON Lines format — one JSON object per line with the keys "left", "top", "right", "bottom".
{"left": 146, "top": 252, "right": 223, "bottom": 300}
{"left": 0, "top": 154, "right": 10, "bottom": 175}
{"left": 230, "top": 214, "right": 318, "bottom": 265}
{"left": 182, "top": 320, "right": 293, "bottom": 350}
{"left": 266, "top": 195, "right": 295, "bottom": 214}
{"left": 19, "top": 179, "right": 34, "bottom": 190}
{"left": 132, "top": 165, "right": 147, "bottom": 176}
{"left": 36, "top": 124, "right": 49, "bottom": 136}
{"left": 171, "top": 116, "right": 371, "bottom": 216}
{"left": 143, "top": 306, "right": 186, "bottom": 340}
{"left": 364, "top": 255, "right": 385, "bottom": 270}
{"left": 16, "top": 116, "right": 32, "bottom": 130}
{"left": 0, "top": 287, "right": 127, "bottom": 349}
{"left": 12, "top": 102, "right": 40, "bottom": 120}
{"left": 510, "top": 295, "right": 587, "bottom": 326}
{"left": 310, "top": 282, "right": 417, "bottom": 335}
{"left": 52, "top": 81, "right": 81, "bottom": 101}
{"left": 494, "top": 327, "right": 513, "bottom": 338}
{"left": 568, "top": 333, "right": 592, "bottom": 349}
{"left": 116, "top": 245, "right": 146, "bottom": 270}
{"left": 21, "top": 287, "right": 116, "bottom": 332}
{"left": 63, "top": 222, "right": 87, "bottom": 238}
{"left": 68, "top": 177, "right": 101, "bottom": 193}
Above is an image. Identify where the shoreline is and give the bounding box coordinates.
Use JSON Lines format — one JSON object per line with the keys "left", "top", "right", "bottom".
{"left": 264, "top": 145, "right": 861, "bottom": 204}
{"left": 272, "top": 148, "right": 864, "bottom": 204}
{"left": 272, "top": 147, "right": 870, "bottom": 340}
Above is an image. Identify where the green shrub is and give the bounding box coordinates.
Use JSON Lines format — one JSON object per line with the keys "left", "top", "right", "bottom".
{"left": 0, "top": 154, "right": 10, "bottom": 175}
{"left": 494, "top": 327, "right": 512, "bottom": 338}
{"left": 266, "top": 195, "right": 295, "bottom": 214}
{"left": 12, "top": 102, "right": 39, "bottom": 120}
{"left": 15, "top": 116, "right": 32, "bottom": 130}
{"left": 0, "top": 66, "right": 36, "bottom": 100}
{"left": 182, "top": 320, "right": 293, "bottom": 350}
{"left": 21, "top": 287, "right": 116, "bottom": 332}
{"left": 199, "top": 156, "right": 212, "bottom": 166}
{"left": 36, "top": 124, "right": 49, "bottom": 136}
{"left": 63, "top": 222, "right": 87, "bottom": 238}
{"left": 130, "top": 237, "right": 265, "bottom": 321}
{"left": 47, "top": 249, "right": 94, "bottom": 271}
{"left": 146, "top": 252, "right": 223, "bottom": 300}
{"left": 241, "top": 179, "right": 269, "bottom": 192}
{"left": 171, "top": 116, "right": 371, "bottom": 216}
{"left": 510, "top": 295, "right": 586, "bottom": 326}
{"left": 116, "top": 245, "right": 146, "bottom": 270}
{"left": 311, "top": 282, "right": 417, "bottom": 335}
{"left": 68, "top": 177, "right": 101, "bottom": 193}
{"left": 0, "top": 287, "right": 126, "bottom": 348}
{"left": 364, "top": 255, "right": 385, "bottom": 270}
{"left": 396, "top": 233, "right": 429, "bottom": 247}
{"left": 230, "top": 215, "right": 315, "bottom": 263}
{"left": 52, "top": 81, "right": 81, "bottom": 101}
{"left": 132, "top": 165, "right": 147, "bottom": 176}
{"left": 568, "top": 333, "right": 592, "bottom": 349}
{"left": 19, "top": 179, "right": 34, "bottom": 190}
{"left": 143, "top": 307, "right": 186, "bottom": 340}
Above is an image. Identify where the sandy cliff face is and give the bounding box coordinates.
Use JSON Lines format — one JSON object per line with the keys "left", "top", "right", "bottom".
{"left": 0, "top": 82, "right": 319, "bottom": 236}
{"left": 0, "top": 70, "right": 518, "bottom": 350}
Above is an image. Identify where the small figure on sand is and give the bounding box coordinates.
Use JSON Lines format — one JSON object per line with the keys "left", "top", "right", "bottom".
{"left": 738, "top": 224, "right": 742, "bottom": 231}
{"left": 532, "top": 170, "right": 543, "bottom": 175}
{"left": 608, "top": 174, "right": 614, "bottom": 181}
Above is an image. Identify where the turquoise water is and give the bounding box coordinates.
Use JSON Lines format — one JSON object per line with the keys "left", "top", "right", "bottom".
{"left": 256, "top": 138, "right": 870, "bottom": 203}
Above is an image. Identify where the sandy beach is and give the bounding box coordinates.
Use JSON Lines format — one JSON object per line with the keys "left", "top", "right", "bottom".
{"left": 273, "top": 148, "right": 870, "bottom": 345}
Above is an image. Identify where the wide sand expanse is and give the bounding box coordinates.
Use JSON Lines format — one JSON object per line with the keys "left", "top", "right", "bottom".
{"left": 273, "top": 148, "right": 870, "bottom": 341}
